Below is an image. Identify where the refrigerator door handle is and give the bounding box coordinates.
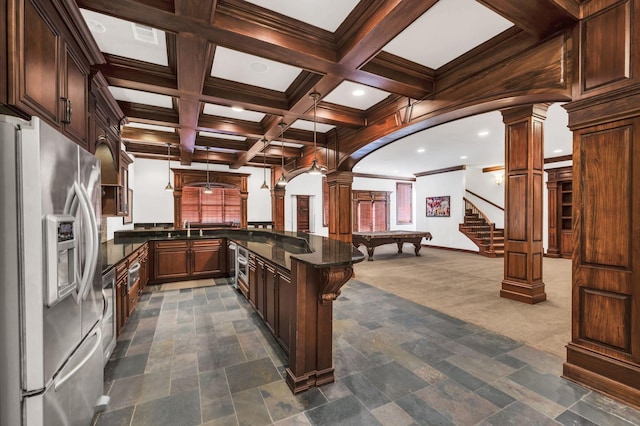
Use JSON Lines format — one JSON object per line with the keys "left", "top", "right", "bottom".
{"left": 74, "top": 182, "right": 99, "bottom": 301}
{"left": 54, "top": 327, "right": 101, "bottom": 390}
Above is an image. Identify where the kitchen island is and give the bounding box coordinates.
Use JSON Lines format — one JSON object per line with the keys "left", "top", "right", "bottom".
{"left": 107, "top": 229, "right": 365, "bottom": 393}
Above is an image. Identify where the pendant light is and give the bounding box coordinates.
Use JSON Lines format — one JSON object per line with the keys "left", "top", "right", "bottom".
{"left": 260, "top": 138, "right": 269, "bottom": 190}
{"left": 276, "top": 122, "right": 287, "bottom": 188}
{"left": 164, "top": 143, "right": 173, "bottom": 191}
{"left": 203, "top": 146, "right": 212, "bottom": 194}
{"left": 308, "top": 91, "right": 323, "bottom": 175}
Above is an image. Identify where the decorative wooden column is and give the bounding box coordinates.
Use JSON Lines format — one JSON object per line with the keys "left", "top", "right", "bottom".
{"left": 500, "top": 104, "right": 548, "bottom": 304}
{"left": 563, "top": 0, "right": 640, "bottom": 409}
{"left": 286, "top": 258, "right": 353, "bottom": 393}
{"left": 272, "top": 186, "right": 285, "bottom": 231}
{"left": 325, "top": 171, "right": 353, "bottom": 243}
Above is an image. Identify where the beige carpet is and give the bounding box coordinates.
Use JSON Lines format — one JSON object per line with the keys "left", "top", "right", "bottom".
{"left": 351, "top": 245, "right": 572, "bottom": 358}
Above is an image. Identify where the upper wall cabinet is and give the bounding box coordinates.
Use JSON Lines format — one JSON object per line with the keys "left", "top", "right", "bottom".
{"left": 2, "top": 0, "right": 103, "bottom": 150}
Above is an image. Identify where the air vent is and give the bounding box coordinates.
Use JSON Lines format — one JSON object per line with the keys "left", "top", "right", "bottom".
{"left": 131, "top": 23, "right": 158, "bottom": 44}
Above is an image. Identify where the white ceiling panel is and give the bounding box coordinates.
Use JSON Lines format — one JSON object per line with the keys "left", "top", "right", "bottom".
{"left": 290, "top": 120, "right": 335, "bottom": 133}
{"left": 109, "top": 87, "right": 173, "bottom": 108}
{"left": 199, "top": 131, "right": 246, "bottom": 141}
{"left": 125, "top": 122, "right": 176, "bottom": 132}
{"left": 323, "top": 81, "right": 390, "bottom": 110}
{"left": 202, "top": 104, "right": 265, "bottom": 122}
{"left": 80, "top": 9, "right": 168, "bottom": 66}
{"left": 211, "top": 47, "right": 302, "bottom": 92}
{"left": 269, "top": 141, "right": 305, "bottom": 148}
{"left": 243, "top": 0, "right": 360, "bottom": 32}
{"left": 383, "top": 0, "right": 513, "bottom": 69}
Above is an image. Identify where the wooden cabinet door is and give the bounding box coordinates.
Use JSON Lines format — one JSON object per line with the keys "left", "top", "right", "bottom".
{"left": 190, "top": 239, "right": 223, "bottom": 277}
{"left": 154, "top": 241, "right": 189, "bottom": 281}
{"left": 115, "top": 262, "right": 128, "bottom": 336}
{"left": 62, "top": 44, "right": 88, "bottom": 147}
{"left": 255, "top": 258, "right": 266, "bottom": 319}
{"left": 264, "top": 264, "right": 277, "bottom": 334}
{"left": 276, "top": 269, "right": 293, "bottom": 353}
{"left": 248, "top": 255, "right": 257, "bottom": 308}
{"left": 15, "top": 0, "right": 62, "bottom": 125}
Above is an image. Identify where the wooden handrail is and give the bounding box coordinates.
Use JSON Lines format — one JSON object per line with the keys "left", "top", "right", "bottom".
{"left": 463, "top": 197, "right": 495, "bottom": 252}
{"left": 465, "top": 189, "right": 504, "bottom": 211}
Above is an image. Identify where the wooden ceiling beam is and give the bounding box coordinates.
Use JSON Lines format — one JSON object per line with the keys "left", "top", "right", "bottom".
{"left": 478, "top": 0, "right": 578, "bottom": 39}
{"left": 118, "top": 102, "right": 179, "bottom": 125}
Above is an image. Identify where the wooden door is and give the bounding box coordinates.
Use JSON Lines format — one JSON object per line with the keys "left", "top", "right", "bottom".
{"left": 296, "top": 195, "right": 310, "bottom": 232}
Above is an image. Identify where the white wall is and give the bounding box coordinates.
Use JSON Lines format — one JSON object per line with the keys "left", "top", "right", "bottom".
{"left": 106, "top": 156, "right": 272, "bottom": 239}
{"left": 352, "top": 177, "right": 417, "bottom": 231}
{"left": 105, "top": 151, "right": 134, "bottom": 240}
{"left": 464, "top": 166, "right": 505, "bottom": 228}
{"left": 283, "top": 173, "right": 327, "bottom": 236}
{"left": 415, "top": 170, "right": 478, "bottom": 251}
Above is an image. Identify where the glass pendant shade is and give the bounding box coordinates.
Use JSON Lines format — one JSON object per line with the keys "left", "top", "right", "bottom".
{"left": 164, "top": 143, "right": 173, "bottom": 191}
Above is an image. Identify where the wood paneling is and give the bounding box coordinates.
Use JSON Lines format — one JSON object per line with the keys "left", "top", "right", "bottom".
{"left": 326, "top": 171, "right": 353, "bottom": 243}
{"left": 581, "top": 288, "right": 630, "bottom": 352}
{"left": 501, "top": 104, "right": 548, "bottom": 304}
{"left": 581, "top": 2, "right": 630, "bottom": 92}
{"left": 581, "top": 126, "right": 631, "bottom": 268}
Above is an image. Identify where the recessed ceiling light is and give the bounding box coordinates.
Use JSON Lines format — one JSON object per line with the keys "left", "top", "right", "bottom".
{"left": 460, "top": 155, "right": 468, "bottom": 159}
{"left": 352, "top": 89, "right": 365, "bottom": 96}
{"left": 86, "top": 19, "right": 106, "bottom": 34}
{"left": 417, "top": 148, "right": 425, "bottom": 153}
{"left": 393, "top": 170, "right": 399, "bottom": 173}
{"left": 478, "top": 131, "right": 489, "bottom": 137}
{"left": 249, "top": 62, "right": 269, "bottom": 73}
{"left": 355, "top": 166, "right": 361, "bottom": 169}
{"left": 553, "top": 149, "right": 563, "bottom": 153}
{"left": 231, "top": 106, "right": 244, "bottom": 112}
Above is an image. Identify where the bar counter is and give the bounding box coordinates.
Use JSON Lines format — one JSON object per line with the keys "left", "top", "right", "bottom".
{"left": 103, "top": 228, "right": 365, "bottom": 393}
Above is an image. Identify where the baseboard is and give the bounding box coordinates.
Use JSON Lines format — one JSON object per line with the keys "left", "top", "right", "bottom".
{"left": 421, "top": 244, "right": 479, "bottom": 255}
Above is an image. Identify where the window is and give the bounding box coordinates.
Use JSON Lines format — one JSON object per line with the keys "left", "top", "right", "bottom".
{"left": 352, "top": 190, "right": 390, "bottom": 232}
{"left": 396, "top": 182, "right": 413, "bottom": 224}
{"left": 181, "top": 186, "right": 241, "bottom": 225}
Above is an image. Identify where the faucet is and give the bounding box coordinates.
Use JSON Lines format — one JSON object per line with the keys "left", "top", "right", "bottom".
{"left": 183, "top": 220, "right": 190, "bottom": 237}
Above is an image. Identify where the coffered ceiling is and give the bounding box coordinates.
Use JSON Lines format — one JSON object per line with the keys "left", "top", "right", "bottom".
{"left": 78, "top": 0, "right": 578, "bottom": 177}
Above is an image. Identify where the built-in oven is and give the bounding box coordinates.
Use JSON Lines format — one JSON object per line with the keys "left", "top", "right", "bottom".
{"left": 101, "top": 267, "right": 116, "bottom": 365}
{"left": 127, "top": 261, "right": 140, "bottom": 292}
{"left": 236, "top": 245, "right": 249, "bottom": 290}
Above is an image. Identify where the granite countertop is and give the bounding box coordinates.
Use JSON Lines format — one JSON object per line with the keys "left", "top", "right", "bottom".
{"left": 105, "top": 228, "right": 365, "bottom": 272}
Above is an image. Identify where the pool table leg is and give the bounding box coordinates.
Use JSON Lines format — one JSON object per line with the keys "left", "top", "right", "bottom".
{"left": 413, "top": 241, "right": 422, "bottom": 256}
{"left": 367, "top": 246, "right": 375, "bottom": 261}
{"left": 396, "top": 241, "right": 403, "bottom": 253}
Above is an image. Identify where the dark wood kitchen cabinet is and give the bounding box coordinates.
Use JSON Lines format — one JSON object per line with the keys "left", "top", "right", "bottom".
{"left": 244, "top": 252, "right": 292, "bottom": 353}
{"left": 151, "top": 239, "right": 226, "bottom": 283}
{"left": 3, "top": 0, "right": 102, "bottom": 149}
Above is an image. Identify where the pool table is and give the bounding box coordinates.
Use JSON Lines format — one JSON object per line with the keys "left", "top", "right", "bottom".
{"left": 352, "top": 230, "right": 433, "bottom": 261}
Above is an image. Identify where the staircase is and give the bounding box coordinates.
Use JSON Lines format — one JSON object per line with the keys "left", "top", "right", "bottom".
{"left": 459, "top": 197, "right": 504, "bottom": 258}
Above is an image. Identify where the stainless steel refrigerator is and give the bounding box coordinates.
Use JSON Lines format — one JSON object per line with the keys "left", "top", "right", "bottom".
{"left": 0, "top": 116, "right": 107, "bottom": 425}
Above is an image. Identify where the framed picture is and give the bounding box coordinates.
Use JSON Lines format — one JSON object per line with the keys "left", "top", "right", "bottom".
{"left": 123, "top": 188, "right": 133, "bottom": 224}
{"left": 426, "top": 195, "right": 450, "bottom": 217}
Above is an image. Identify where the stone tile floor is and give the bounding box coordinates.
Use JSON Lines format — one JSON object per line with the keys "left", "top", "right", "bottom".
{"left": 93, "top": 279, "right": 640, "bottom": 426}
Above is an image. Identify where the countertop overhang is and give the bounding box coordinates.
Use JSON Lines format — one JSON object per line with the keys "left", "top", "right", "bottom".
{"left": 102, "top": 228, "right": 365, "bottom": 273}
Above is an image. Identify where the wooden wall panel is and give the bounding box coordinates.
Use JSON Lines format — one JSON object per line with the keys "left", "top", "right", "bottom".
{"left": 508, "top": 174, "right": 527, "bottom": 241}
{"left": 338, "top": 185, "right": 351, "bottom": 235}
{"left": 533, "top": 120, "right": 544, "bottom": 169}
{"left": 581, "top": 126, "right": 631, "bottom": 268}
{"left": 534, "top": 173, "right": 543, "bottom": 241}
{"left": 580, "top": 288, "right": 631, "bottom": 352}
{"left": 507, "top": 252, "right": 527, "bottom": 280}
{"left": 582, "top": 2, "right": 630, "bottom": 92}
{"left": 508, "top": 123, "right": 529, "bottom": 171}
{"left": 533, "top": 253, "right": 542, "bottom": 281}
